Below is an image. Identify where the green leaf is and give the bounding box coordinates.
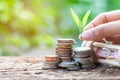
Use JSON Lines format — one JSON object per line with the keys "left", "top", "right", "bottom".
{"left": 70, "top": 8, "right": 81, "bottom": 30}
{"left": 82, "top": 10, "right": 91, "bottom": 31}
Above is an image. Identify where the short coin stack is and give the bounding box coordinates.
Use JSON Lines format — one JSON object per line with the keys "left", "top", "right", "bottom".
{"left": 56, "top": 39, "right": 80, "bottom": 70}
{"left": 73, "top": 47, "right": 96, "bottom": 69}
{"left": 43, "top": 55, "right": 59, "bottom": 69}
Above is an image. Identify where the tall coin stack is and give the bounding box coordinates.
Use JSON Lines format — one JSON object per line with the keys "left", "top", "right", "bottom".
{"left": 73, "top": 47, "right": 96, "bottom": 69}
{"left": 43, "top": 55, "right": 59, "bottom": 69}
{"left": 56, "top": 39, "right": 75, "bottom": 62}
{"left": 56, "top": 39, "right": 80, "bottom": 70}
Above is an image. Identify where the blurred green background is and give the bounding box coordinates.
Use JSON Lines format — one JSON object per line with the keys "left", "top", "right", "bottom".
{"left": 0, "top": 0, "right": 120, "bottom": 56}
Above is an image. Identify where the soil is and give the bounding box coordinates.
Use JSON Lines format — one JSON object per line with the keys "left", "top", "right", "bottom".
{"left": 0, "top": 56, "right": 120, "bottom": 80}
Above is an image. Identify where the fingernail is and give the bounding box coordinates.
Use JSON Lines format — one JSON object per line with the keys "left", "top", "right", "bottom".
{"left": 79, "top": 35, "right": 83, "bottom": 40}
{"left": 81, "top": 30, "right": 93, "bottom": 40}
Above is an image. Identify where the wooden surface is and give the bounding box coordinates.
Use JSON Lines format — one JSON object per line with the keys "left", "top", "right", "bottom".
{"left": 0, "top": 56, "right": 120, "bottom": 80}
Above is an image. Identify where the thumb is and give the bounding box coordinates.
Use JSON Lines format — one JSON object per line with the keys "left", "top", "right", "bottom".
{"left": 80, "top": 20, "right": 120, "bottom": 41}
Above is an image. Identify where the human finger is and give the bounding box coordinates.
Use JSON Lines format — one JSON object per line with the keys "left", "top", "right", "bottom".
{"left": 84, "top": 10, "right": 120, "bottom": 31}
{"left": 80, "top": 20, "right": 120, "bottom": 41}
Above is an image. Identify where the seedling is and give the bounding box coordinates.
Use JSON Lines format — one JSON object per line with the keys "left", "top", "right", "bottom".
{"left": 70, "top": 8, "right": 90, "bottom": 34}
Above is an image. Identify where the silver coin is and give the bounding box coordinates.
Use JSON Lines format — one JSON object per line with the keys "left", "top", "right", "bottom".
{"left": 73, "top": 57, "right": 81, "bottom": 62}
{"left": 73, "top": 53, "right": 90, "bottom": 58}
{"left": 73, "top": 47, "right": 91, "bottom": 53}
{"left": 80, "top": 57, "right": 96, "bottom": 69}
{"left": 58, "top": 61, "right": 77, "bottom": 68}
{"left": 80, "top": 57, "right": 94, "bottom": 64}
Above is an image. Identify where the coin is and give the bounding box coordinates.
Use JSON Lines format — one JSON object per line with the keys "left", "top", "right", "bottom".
{"left": 44, "top": 61, "right": 59, "bottom": 65}
{"left": 80, "top": 57, "right": 93, "bottom": 63}
{"left": 56, "top": 48, "right": 72, "bottom": 51}
{"left": 43, "top": 60, "right": 59, "bottom": 69}
{"left": 58, "top": 61, "right": 77, "bottom": 68}
{"left": 57, "top": 43, "right": 72, "bottom": 49}
{"left": 80, "top": 57, "right": 96, "bottom": 69}
{"left": 73, "top": 47, "right": 91, "bottom": 53}
{"left": 56, "top": 50, "right": 72, "bottom": 54}
{"left": 58, "top": 61, "right": 81, "bottom": 71}
{"left": 57, "top": 39, "right": 75, "bottom": 44}
{"left": 56, "top": 39, "right": 74, "bottom": 62}
{"left": 73, "top": 57, "right": 81, "bottom": 62}
{"left": 45, "top": 55, "right": 58, "bottom": 62}
{"left": 43, "top": 55, "right": 59, "bottom": 69}
{"left": 56, "top": 52, "right": 72, "bottom": 57}
{"left": 73, "top": 47, "right": 91, "bottom": 58}
{"left": 59, "top": 56, "right": 72, "bottom": 61}
{"left": 73, "top": 53, "right": 90, "bottom": 58}
{"left": 56, "top": 46, "right": 72, "bottom": 57}
{"left": 82, "top": 64, "right": 96, "bottom": 69}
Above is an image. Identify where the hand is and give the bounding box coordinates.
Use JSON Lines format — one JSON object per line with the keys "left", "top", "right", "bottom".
{"left": 80, "top": 10, "right": 120, "bottom": 44}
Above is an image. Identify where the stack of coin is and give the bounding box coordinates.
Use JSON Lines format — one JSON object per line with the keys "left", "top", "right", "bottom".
{"left": 56, "top": 39, "right": 80, "bottom": 70}
{"left": 73, "top": 47, "right": 96, "bottom": 69}
{"left": 43, "top": 55, "right": 59, "bottom": 69}
{"left": 56, "top": 39, "right": 75, "bottom": 62}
